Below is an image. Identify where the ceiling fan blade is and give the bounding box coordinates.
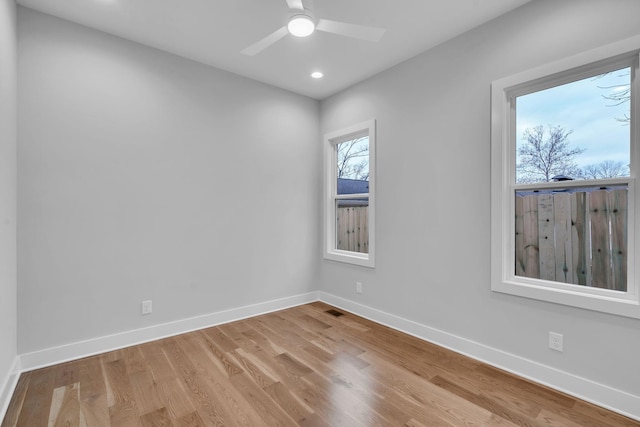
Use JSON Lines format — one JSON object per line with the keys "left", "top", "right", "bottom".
{"left": 285, "top": 0, "right": 304, "bottom": 10}
{"left": 316, "top": 19, "right": 386, "bottom": 42}
{"left": 241, "top": 26, "right": 289, "bottom": 56}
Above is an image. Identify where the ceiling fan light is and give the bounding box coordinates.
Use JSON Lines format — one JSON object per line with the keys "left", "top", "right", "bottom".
{"left": 288, "top": 15, "right": 315, "bottom": 37}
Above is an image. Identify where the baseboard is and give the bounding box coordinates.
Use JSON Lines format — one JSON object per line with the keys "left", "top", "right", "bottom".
{"left": 20, "top": 291, "right": 319, "bottom": 372}
{"left": 0, "top": 356, "right": 21, "bottom": 424}
{"left": 318, "top": 291, "right": 640, "bottom": 422}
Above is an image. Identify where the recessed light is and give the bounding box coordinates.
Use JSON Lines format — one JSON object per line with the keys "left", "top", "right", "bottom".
{"left": 311, "top": 71, "right": 324, "bottom": 79}
{"left": 288, "top": 15, "right": 315, "bottom": 37}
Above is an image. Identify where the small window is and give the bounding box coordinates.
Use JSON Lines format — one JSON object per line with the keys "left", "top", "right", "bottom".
{"left": 491, "top": 37, "right": 640, "bottom": 318}
{"left": 324, "top": 120, "right": 376, "bottom": 267}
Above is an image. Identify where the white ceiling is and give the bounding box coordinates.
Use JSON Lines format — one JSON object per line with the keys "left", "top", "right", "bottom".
{"left": 16, "top": 0, "right": 531, "bottom": 100}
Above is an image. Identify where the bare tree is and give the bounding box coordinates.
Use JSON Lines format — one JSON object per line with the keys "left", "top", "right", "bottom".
{"left": 581, "top": 160, "right": 627, "bottom": 179}
{"left": 597, "top": 69, "right": 631, "bottom": 124}
{"left": 517, "top": 125, "right": 584, "bottom": 183}
{"left": 581, "top": 163, "right": 601, "bottom": 180}
{"left": 337, "top": 137, "right": 369, "bottom": 180}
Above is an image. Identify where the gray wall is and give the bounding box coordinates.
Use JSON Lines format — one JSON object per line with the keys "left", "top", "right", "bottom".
{"left": 17, "top": 8, "right": 320, "bottom": 353}
{"left": 0, "top": 0, "right": 17, "bottom": 399}
{"left": 319, "top": 0, "right": 640, "bottom": 397}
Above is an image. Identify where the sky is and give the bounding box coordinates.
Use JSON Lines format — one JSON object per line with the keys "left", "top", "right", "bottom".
{"left": 516, "top": 66, "right": 630, "bottom": 180}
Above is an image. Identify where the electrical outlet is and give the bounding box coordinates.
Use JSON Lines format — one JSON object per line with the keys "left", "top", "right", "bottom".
{"left": 549, "top": 331, "right": 563, "bottom": 352}
{"left": 356, "top": 282, "right": 363, "bottom": 294}
{"left": 141, "top": 300, "right": 153, "bottom": 315}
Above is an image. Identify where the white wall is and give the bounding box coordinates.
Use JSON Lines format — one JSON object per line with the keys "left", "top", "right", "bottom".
{"left": 320, "top": 0, "right": 640, "bottom": 416}
{"left": 0, "top": 0, "right": 18, "bottom": 415}
{"left": 17, "top": 8, "right": 320, "bottom": 354}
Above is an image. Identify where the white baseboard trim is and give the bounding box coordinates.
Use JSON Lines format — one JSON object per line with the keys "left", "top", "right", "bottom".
{"left": 318, "top": 291, "right": 640, "bottom": 422}
{"left": 0, "top": 356, "right": 21, "bottom": 424}
{"left": 20, "top": 292, "right": 319, "bottom": 372}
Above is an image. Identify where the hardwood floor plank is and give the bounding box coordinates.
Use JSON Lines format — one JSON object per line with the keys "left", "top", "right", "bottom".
{"left": 77, "top": 356, "right": 109, "bottom": 427}
{"left": 430, "top": 374, "right": 540, "bottom": 426}
{"left": 138, "top": 340, "right": 177, "bottom": 384}
{"left": 472, "top": 365, "right": 575, "bottom": 413}
{"left": 139, "top": 407, "right": 174, "bottom": 427}
{"left": 121, "top": 347, "right": 147, "bottom": 376}
{"left": 154, "top": 378, "right": 197, "bottom": 420}
{"left": 296, "top": 372, "right": 374, "bottom": 427}
{"left": 570, "top": 400, "right": 640, "bottom": 427}
{"left": 15, "top": 366, "right": 55, "bottom": 427}
{"left": 216, "top": 322, "right": 257, "bottom": 350}
{"left": 200, "top": 326, "right": 239, "bottom": 353}
{"left": 275, "top": 353, "right": 314, "bottom": 377}
{"left": 229, "top": 347, "right": 279, "bottom": 389}
{"left": 178, "top": 333, "right": 279, "bottom": 427}
{"left": 48, "top": 383, "right": 81, "bottom": 427}
{"left": 236, "top": 322, "right": 287, "bottom": 357}
{"left": 0, "top": 372, "right": 31, "bottom": 427}
{"left": 232, "top": 343, "right": 361, "bottom": 426}
{"left": 4, "top": 303, "right": 639, "bottom": 427}
{"left": 266, "top": 313, "right": 320, "bottom": 343}
{"left": 535, "top": 408, "right": 594, "bottom": 427}
{"left": 227, "top": 372, "right": 298, "bottom": 426}
{"left": 159, "top": 337, "right": 229, "bottom": 426}
{"left": 174, "top": 411, "right": 206, "bottom": 427}
{"left": 487, "top": 414, "right": 523, "bottom": 426}
{"left": 196, "top": 330, "right": 244, "bottom": 377}
{"left": 128, "top": 369, "right": 164, "bottom": 417}
{"left": 357, "top": 348, "right": 495, "bottom": 426}
{"left": 53, "top": 362, "right": 79, "bottom": 389}
{"left": 296, "top": 412, "right": 332, "bottom": 427}
{"left": 404, "top": 419, "right": 427, "bottom": 427}
{"left": 103, "top": 358, "right": 139, "bottom": 427}
{"left": 164, "top": 334, "right": 270, "bottom": 426}
{"left": 263, "top": 381, "right": 313, "bottom": 423}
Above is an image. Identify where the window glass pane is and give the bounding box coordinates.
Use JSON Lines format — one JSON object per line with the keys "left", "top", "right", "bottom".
{"left": 336, "top": 136, "right": 369, "bottom": 195}
{"left": 516, "top": 67, "right": 631, "bottom": 184}
{"left": 336, "top": 198, "right": 369, "bottom": 254}
{"left": 514, "top": 185, "right": 627, "bottom": 291}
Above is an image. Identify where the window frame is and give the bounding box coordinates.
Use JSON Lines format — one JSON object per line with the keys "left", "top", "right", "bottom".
{"left": 491, "top": 36, "right": 640, "bottom": 318}
{"left": 324, "top": 119, "right": 376, "bottom": 268}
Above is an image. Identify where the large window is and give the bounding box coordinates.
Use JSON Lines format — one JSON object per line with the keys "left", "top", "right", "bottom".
{"left": 491, "top": 37, "right": 640, "bottom": 318}
{"left": 324, "top": 120, "right": 376, "bottom": 267}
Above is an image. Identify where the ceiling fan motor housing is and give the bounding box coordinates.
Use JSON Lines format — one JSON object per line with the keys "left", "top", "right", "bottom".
{"left": 287, "top": 13, "right": 315, "bottom": 37}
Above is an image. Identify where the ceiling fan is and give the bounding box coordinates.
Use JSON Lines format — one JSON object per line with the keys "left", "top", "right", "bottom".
{"left": 241, "top": 0, "right": 386, "bottom": 56}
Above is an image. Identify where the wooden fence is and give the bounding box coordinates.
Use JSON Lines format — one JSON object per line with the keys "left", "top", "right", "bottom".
{"left": 515, "top": 187, "right": 627, "bottom": 291}
{"left": 336, "top": 206, "right": 369, "bottom": 254}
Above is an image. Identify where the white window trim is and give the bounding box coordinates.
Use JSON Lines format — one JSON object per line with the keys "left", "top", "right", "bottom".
{"left": 491, "top": 36, "right": 640, "bottom": 318}
{"left": 324, "top": 119, "right": 376, "bottom": 268}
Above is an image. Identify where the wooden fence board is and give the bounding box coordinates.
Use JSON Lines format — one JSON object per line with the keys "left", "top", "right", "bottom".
{"left": 336, "top": 203, "right": 345, "bottom": 250}
{"left": 538, "top": 194, "right": 555, "bottom": 281}
{"left": 571, "top": 192, "right": 589, "bottom": 286}
{"left": 360, "top": 206, "right": 369, "bottom": 254}
{"left": 515, "top": 196, "right": 525, "bottom": 276}
{"left": 348, "top": 207, "right": 355, "bottom": 250}
{"left": 522, "top": 195, "right": 540, "bottom": 278}
{"left": 610, "top": 189, "right": 627, "bottom": 291}
{"left": 553, "top": 193, "right": 573, "bottom": 284}
{"left": 590, "top": 190, "right": 613, "bottom": 290}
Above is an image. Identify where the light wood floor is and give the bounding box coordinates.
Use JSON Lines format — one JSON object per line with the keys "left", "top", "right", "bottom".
{"left": 2, "top": 302, "right": 639, "bottom": 426}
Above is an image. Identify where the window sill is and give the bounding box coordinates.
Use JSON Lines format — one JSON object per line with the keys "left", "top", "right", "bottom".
{"left": 324, "top": 250, "right": 375, "bottom": 268}
{"left": 492, "top": 277, "right": 640, "bottom": 319}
